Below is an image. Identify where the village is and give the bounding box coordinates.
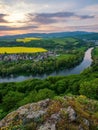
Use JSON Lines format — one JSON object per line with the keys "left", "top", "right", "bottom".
{"left": 0, "top": 51, "right": 56, "bottom": 62}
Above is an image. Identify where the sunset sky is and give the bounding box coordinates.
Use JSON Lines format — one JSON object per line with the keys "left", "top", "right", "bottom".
{"left": 0, "top": 0, "right": 98, "bottom": 36}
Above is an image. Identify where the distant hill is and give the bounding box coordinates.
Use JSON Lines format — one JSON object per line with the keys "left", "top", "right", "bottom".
{"left": 76, "top": 33, "right": 98, "bottom": 40}
{"left": 0, "top": 31, "right": 92, "bottom": 40}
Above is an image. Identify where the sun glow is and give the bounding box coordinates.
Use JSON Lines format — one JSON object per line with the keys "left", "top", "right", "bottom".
{"left": 5, "top": 12, "right": 26, "bottom": 23}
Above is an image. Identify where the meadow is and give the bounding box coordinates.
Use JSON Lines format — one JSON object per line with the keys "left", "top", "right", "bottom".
{"left": 16, "top": 37, "right": 42, "bottom": 43}
{"left": 0, "top": 47, "right": 47, "bottom": 54}
{"left": 52, "top": 37, "right": 78, "bottom": 45}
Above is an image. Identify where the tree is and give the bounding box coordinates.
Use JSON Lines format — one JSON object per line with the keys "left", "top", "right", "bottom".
{"left": 35, "top": 88, "right": 56, "bottom": 101}
{"left": 79, "top": 79, "right": 98, "bottom": 99}
{"left": 2, "top": 91, "right": 24, "bottom": 111}
{"left": 55, "top": 79, "right": 68, "bottom": 94}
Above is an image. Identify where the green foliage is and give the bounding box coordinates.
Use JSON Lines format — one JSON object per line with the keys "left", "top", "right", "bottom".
{"left": 54, "top": 79, "right": 68, "bottom": 94}
{"left": 79, "top": 79, "right": 98, "bottom": 99}
{"left": 18, "top": 90, "right": 37, "bottom": 106}
{"left": 2, "top": 91, "right": 24, "bottom": 111}
{"left": 0, "top": 54, "right": 98, "bottom": 119}
{"left": 35, "top": 88, "right": 56, "bottom": 101}
{"left": 0, "top": 67, "right": 98, "bottom": 120}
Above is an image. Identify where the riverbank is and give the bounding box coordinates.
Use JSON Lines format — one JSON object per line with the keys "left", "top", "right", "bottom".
{"left": 0, "top": 61, "right": 98, "bottom": 120}
{"left": 0, "top": 47, "right": 93, "bottom": 83}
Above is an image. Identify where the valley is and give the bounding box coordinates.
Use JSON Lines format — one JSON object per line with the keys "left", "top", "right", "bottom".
{"left": 0, "top": 0, "right": 98, "bottom": 129}
{"left": 0, "top": 36, "right": 98, "bottom": 130}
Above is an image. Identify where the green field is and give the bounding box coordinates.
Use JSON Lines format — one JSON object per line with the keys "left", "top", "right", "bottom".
{"left": 16, "top": 37, "right": 42, "bottom": 43}
{"left": 52, "top": 37, "right": 78, "bottom": 45}
{"left": 56, "top": 54, "right": 74, "bottom": 60}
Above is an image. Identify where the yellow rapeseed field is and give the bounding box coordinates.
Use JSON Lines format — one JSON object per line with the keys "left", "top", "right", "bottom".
{"left": 16, "top": 37, "right": 42, "bottom": 43}
{"left": 0, "top": 47, "right": 47, "bottom": 54}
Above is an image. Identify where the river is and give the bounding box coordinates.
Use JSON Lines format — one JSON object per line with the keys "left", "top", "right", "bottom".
{"left": 0, "top": 47, "right": 94, "bottom": 83}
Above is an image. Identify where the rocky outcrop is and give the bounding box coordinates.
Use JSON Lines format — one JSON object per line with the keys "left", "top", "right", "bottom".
{"left": 67, "top": 106, "right": 77, "bottom": 122}
{"left": 0, "top": 97, "right": 98, "bottom": 130}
